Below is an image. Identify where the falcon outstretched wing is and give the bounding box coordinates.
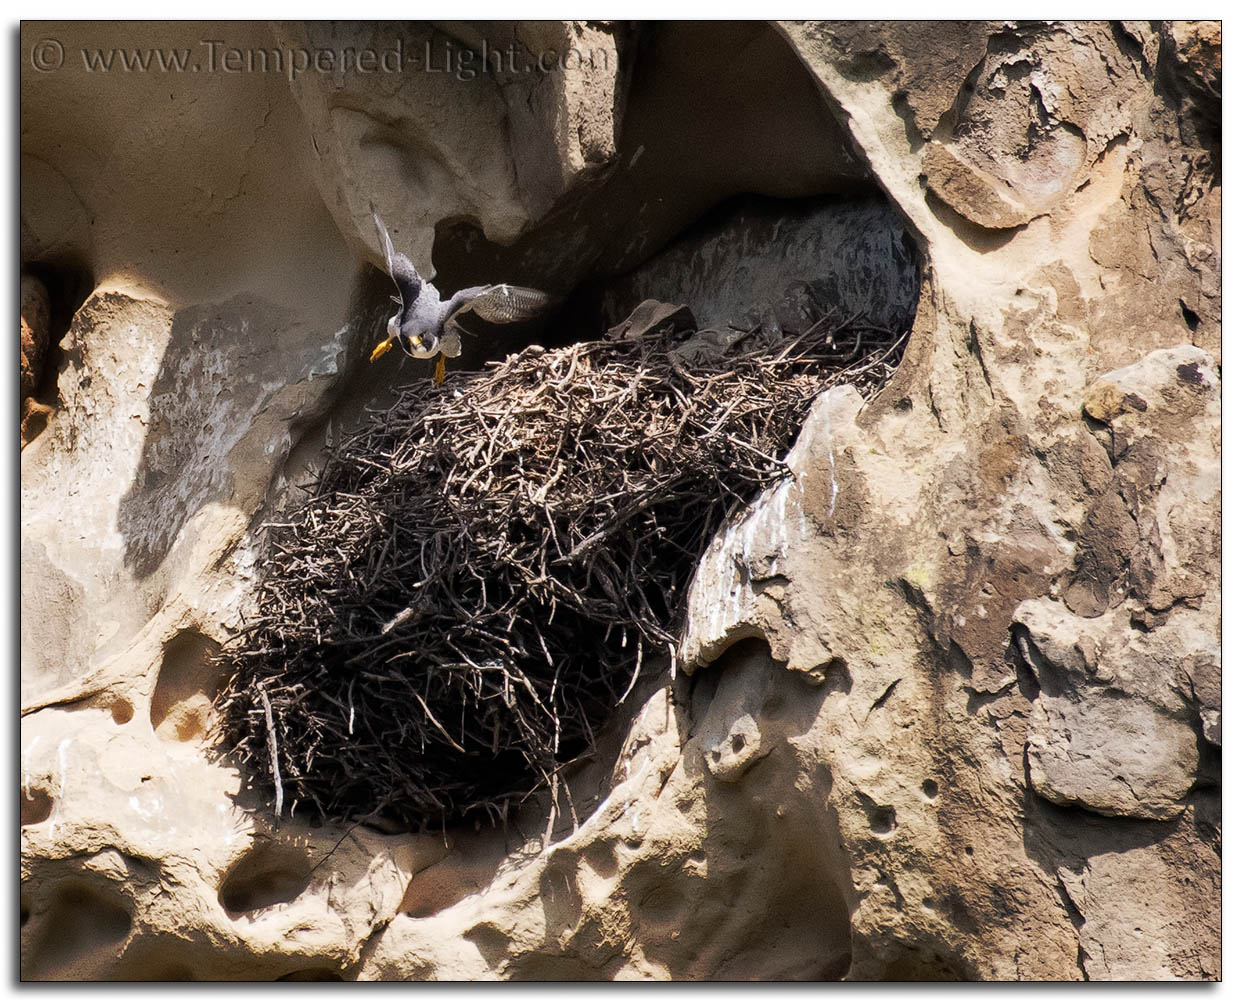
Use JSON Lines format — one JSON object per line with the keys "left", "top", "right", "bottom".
{"left": 444, "top": 284, "right": 556, "bottom": 331}
{"left": 370, "top": 207, "right": 423, "bottom": 310}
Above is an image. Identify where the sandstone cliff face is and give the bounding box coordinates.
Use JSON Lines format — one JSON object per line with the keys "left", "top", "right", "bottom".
{"left": 21, "top": 21, "right": 1219, "bottom": 980}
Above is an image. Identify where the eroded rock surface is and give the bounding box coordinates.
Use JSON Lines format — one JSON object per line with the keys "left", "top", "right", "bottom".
{"left": 21, "top": 20, "right": 1219, "bottom": 981}
{"left": 600, "top": 194, "right": 920, "bottom": 335}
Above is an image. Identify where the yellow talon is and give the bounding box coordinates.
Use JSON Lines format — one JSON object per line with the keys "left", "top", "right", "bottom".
{"left": 370, "top": 337, "right": 394, "bottom": 362}
{"left": 434, "top": 354, "right": 447, "bottom": 385}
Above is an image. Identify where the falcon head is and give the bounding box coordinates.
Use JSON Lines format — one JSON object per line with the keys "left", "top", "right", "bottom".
{"left": 397, "top": 330, "right": 439, "bottom": 359}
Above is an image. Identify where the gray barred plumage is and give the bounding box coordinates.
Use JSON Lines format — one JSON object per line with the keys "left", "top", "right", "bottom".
{"left": 369, "top": 207, "right": 555, "bottom": 372}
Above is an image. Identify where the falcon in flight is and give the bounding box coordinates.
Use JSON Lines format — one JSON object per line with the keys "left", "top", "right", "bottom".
{"left": 368, "top": 208, "right": 555, "bottom": 384}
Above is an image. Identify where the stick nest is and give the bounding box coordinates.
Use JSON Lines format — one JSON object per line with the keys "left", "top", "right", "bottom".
{"left": 217, "top": 313, "right": 906, "bottom": 830}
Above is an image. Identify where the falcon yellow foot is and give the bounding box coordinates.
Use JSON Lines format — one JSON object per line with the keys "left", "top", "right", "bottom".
{"left": 434, "top": 353, "right": 448, "bottom": 385}
{"left": 370, "top": 337, "right": 395, "bottom": 362}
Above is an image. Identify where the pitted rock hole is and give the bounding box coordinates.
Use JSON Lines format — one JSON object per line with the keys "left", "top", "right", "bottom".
{"left": 28, "top": 884, "right": 133, "bottom": 978}
{"left": 151, "top": 629, "right": 222, "bottom": 742}
{"left": 464, "top": 922, "right": 512, "bottom": 970}
{"left": 400, "top": 848, "right": 505, "bottom": 919}
{"left": 218, "top": 842, "right": 312, "bottom": 915}
{"left": 581, "top": 838, "right": 620, "bottom": 880}
{"left": 823, "top": 656, "right": 853, "bottom": 694}
{"left": 637, "top": 881, "right": 686, "bottom": 926}
{"left": 21, "top": 786, "right": 53, "bottom": 827}
{"left": 1179, "top": 299, "right": 1201, "bottom": 332}
{"left": 858, "top": 791, "right": 897, "bottom": 836}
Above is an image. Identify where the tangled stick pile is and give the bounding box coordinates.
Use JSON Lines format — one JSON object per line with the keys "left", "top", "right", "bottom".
{"left": 218, "top": 312, "right": 906, "bottom": 830}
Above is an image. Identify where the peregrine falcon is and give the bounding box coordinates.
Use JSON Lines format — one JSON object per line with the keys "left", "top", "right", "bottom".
{"left": 368, "top": 208, "right": 555, "bottom": 384}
